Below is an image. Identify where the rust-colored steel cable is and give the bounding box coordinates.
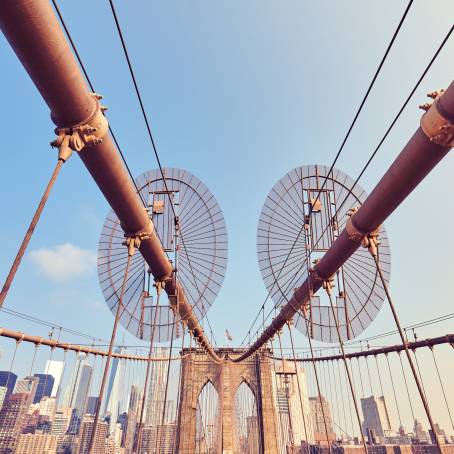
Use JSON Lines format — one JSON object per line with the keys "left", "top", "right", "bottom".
{"left": 287, "top": 322, "right": 309, "bottom": 447}
{"left": 135, "top": 283, "right": 162, "bottom": 453}
{"left": 239, "top": 0, "right": 415, "bottom": 345}
{"left": 276, "top": 330, "right": 295, "bottom": 447}
{"left": 430, "top": 347, "right": 454, "bottom": 432}
{"left": 326, "top": 291, "right": 367, "bottom": 452}
{"left": 372, "top": 252, "right": 442, "bottom": 452}
{"left": 88, "top": 252, "right": 133, "bottom": 454}
{"left": 0, "top": 158, "right": 66, "bottom": 309}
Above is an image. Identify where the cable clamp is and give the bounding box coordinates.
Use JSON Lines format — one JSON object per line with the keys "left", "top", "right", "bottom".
{"left": 346, "top": 208, "right": 381, "bottom": 252}
{"left": 420, "top": 89, "right": 454, "bottom": 148}
{"left": 50, "top": 93, "right": 108, "bottom": 159}
{"left": 322, "top": 274, "right": 336, "bottom": 296}
{"left": 123, "top": 220, "right": 155, "bottom": 256}
{"left": 345, "top": 207, "right": 364, "bottom": 243}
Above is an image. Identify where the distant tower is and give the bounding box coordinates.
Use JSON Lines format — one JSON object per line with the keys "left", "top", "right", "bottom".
{"left": 65, "top": 354, "right": 92, "bottom": 434}
{"left": 309, "top": 395, "right": 335, "bottom": 443}
{"left": 103, "top": 347, "right": 125, "bottom": 435}
{"left": 78, "top": 414, "right": 108, "bottom": 454}
{"left": 44, "top": 360, "right": 64, "bottom": 398}
{"left": 274, "top": 360, "right": 314, "bottom": 446}
{"left": 360, "top": 395, "right": 392, "bottom": 441}
{"left": 145, "top": 347, "right": 169, "bottom": 426}
{"left": 0, "top": 393, "right": 31, "bottom": 452}
{"left": 32, "top": 374, "right": 55, "bottom": 404}
{"left": 15, "top": 376, "right": 40, "bottom": 403}
{"left": 0, "top": 371, "right": 17, "bottom": 399}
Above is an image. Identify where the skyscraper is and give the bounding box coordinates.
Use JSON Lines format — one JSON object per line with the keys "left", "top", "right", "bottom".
{"left": 15, "top": 376, "right": 40, "bottom": 403}
{"left": 15, "top": 433, "right": 58, "bottom": 454}
{"left": 0, "top": 387, "right": 7, "bottom": 411}
{"left": 0, "top": 371, "right": 17, "bottom": 399}
{"left": 309, "top": 395, "right": 336, "bottom": 443}
{"left": 0, "top": 393, "right": 31, "bottom": 452}
{"left": 86, "top": 396, "right": 99, "bottom": 415}
{"left": 32, "top": 373, "right": 55, "bottom": 403}
{"left": 145, "top": 347, "right": 169, "bottom": 426}
{"left": 45, "top": 360, "right": 64, "bottom": 398}
{"left": 38, "top": 396, "right": 56, "bottom": 418}
{"left": 64, "top": 354, "right": 93, "bottom": 434}
{"left": 103, "top": 348, "right": 125, "bottom": 435}
{"left": 360, "top": 395, "right": 392, "bottom": 441}
{"left": 78, "top": 415, "right": 108, "bottom": 454}
{"left": 50, "top": 407, "right": 72, "bottom": 436}
{"left": 274, "top": 361, "right": 314, "bottom": 446}
{"left": 123, "top": 385, "right": 142, "bottom": 454}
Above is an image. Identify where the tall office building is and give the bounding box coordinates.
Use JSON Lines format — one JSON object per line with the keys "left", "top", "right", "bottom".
{"left": 145, "top": 347, "right": 169, "bottom": 426}
{"left": 15, "top": 376, "right": 40, "bottom": 403}
{"left": 0, "top": 393, "right": 31, "bottom": 452}
{"left": 274, "top": 361, "right": 314, "bottom": 446}
{"left": 86, "top": 396, "right": 99, "bottom": 415}
{"left": 0, "top": 387, "right": 7, "bottom": 410}
{"left": 78, "top": 415, "right": 108, "bottom": 454}
{"left": 128, "top": 384, "right": 142, "bottom": 415}
{"left": 50, "top": 406, "right": 72, "bottom": 436}
{"left": 15, "top": 433, "right": 58, "bottom": 454}
{"left": 142, "top": 423, "right": 176, "bottom": 454}
{"left": 103, "top": 348, "right": 125, "bottom": 435}
{"left": 38, "top": 396, "right": 56, "bottom": 418}
{"left": 309, "top": 395, "right": 336, "bottom": 443}
{"left": 65, "top": 354, "right": 93, "bottom": 434}
{"left": 45, "top": 360, "right": 65, "bottom": 398}
{"left": 33, "top": 373, "right": 55, "bottom": 403}
{"left": 360, "top": 395, "right": 393, "bottom": 441}
{"left": 0, "top": 371, "right": 17, "bottom": 399}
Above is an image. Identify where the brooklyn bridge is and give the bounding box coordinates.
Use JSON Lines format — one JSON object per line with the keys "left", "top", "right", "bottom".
{"left": 0, "top": 1, "right": 453, "bottom": 453}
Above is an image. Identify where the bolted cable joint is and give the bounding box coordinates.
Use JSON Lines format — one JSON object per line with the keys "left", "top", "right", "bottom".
{"left": 361, "top": 230, "right": 381, "bottom": 257}
{"left": 122, "top": 235, "right": 142, "bottom": 257}
{"left": 322, "top": 275, "right": 336, "bottom": 296}
{"left": 153, "top": 279, "right": 166, "bottom": 296}
{"left": 420, "top": 88, "right": 454, "bottom": 148}
{"left": 50, "top": 93, "right": 108, "bottom": 159}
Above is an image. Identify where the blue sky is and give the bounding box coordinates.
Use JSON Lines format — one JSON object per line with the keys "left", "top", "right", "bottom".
{"left": 0, "top": 0, "right": 453, "bottom": 435}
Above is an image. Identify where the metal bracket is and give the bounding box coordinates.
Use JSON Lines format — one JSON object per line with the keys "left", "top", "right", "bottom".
{"left": 50, "top": 93, "right": 108, "bottom": 155}
{"left": 420, "top": 89, "right": 454, "bottom": 148}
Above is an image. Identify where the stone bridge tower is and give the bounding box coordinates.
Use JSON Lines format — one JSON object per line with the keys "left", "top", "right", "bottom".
{"left": 176, "top": 348, "right": 279, "bottom": 454}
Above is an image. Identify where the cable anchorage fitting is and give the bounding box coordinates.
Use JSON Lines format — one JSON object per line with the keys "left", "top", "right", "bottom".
{"left": 420, "top": 89, "right": 454, "bottom": 148}
{"left": 346, "top": 207, "right": 381, "bottom": 254}
{"left": 322, "top": 274, "right": 335, "bottom": 296}
{"left": 50, "top": 93, "right": 108, "bottom": 161}
{"left": 122, "top": 219, "right": 155, "bottom": 256}
{"left": 361, "top": 230, "right": 381, "bottom": 257}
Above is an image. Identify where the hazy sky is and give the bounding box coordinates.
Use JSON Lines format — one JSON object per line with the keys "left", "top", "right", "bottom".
{"left": 0, "top": 0, "right": 453, "bottom": 437}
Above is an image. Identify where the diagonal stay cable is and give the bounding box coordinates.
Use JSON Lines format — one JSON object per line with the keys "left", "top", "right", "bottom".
{"left": 107, "top": 0, "right": 218, "bottom": 345}
{"left": 308, "top": 24, "right": 453, "bottom": 254}
{"left": 239, "top": 0, "right": 414, "bottom": 346}
{"left": 51, "top": 0, "right": 147, "bottom": 208}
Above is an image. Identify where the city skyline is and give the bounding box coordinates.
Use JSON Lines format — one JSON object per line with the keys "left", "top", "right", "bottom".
{"left": 0, "top": 0, "right": 453, "bottom": 453}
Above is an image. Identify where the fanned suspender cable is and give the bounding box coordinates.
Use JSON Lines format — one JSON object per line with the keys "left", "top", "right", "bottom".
{"left": 309, "top": 24, "right": 454, "bottom": 253}
{"left": 239, "top": 0, "right": 414, "bottom": 345}
{"left": 0, "top": 156, "right": 69, "bottom": 309}
{"left": 243, "top": 23, "right": 453, "bottom": 348}
{"left": 51, "top": 0, "right": 147, "bottom": 207}
{"left": 107, "top": 0, "right": 218, "bottom": 346}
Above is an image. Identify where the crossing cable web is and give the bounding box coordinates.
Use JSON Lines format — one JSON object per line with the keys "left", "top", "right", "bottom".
{"left": 241, "top": 23, "right": 453, "bottom": 347}
{"left": 107, "top": 0, "right": 219, "bottom": 345}
{"left": 239, "top": 0, "right": 414, "bottom": 346}
{"left": 51, "top": 0, "right": 146, "bottom": 207}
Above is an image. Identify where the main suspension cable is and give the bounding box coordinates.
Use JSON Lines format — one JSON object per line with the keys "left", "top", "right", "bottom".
{"left": 239, "top": 0, "right": 414, "bottom": 344}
